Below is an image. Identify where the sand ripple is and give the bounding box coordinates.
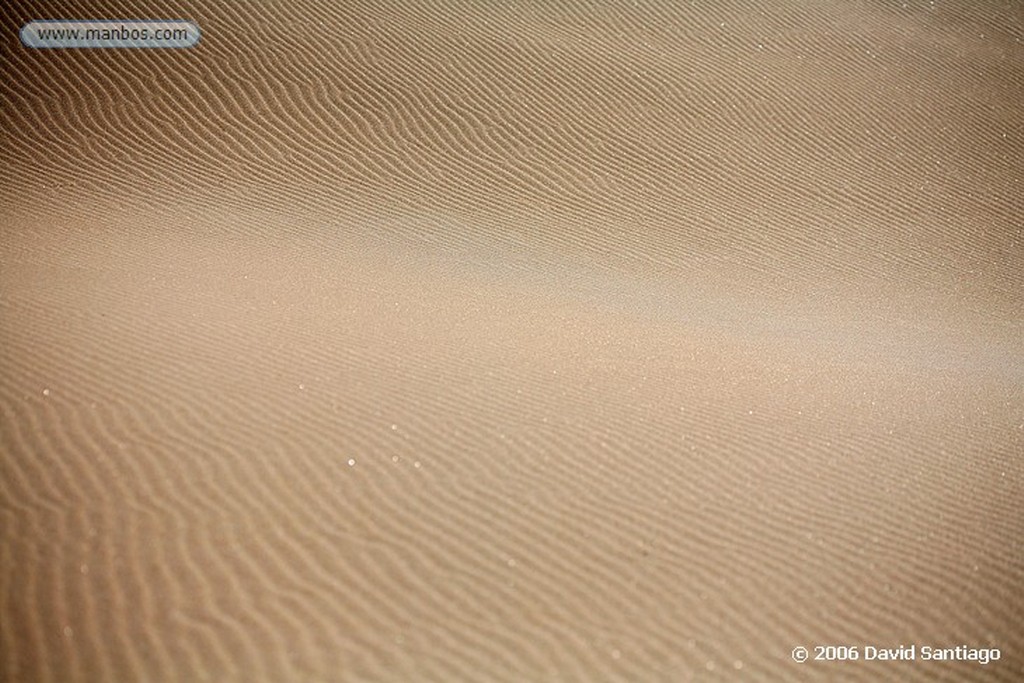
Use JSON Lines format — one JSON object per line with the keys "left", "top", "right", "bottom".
{"left": 2, "top": 1, "right": 1022, "bottom": 681}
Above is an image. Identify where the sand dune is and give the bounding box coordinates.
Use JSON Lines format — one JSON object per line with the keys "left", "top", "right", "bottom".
{"left": 2, "top": 1, "right": 1022, "bottom": 681}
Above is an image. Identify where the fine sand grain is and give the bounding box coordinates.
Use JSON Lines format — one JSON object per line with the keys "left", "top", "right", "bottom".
{"left": 2, "top": 1, "right": 1022, "bottom": 681}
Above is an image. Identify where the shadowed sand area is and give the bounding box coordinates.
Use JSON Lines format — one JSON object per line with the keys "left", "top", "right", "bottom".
{"left": 1, "top": 1, "right": 1023, "bottom": 681}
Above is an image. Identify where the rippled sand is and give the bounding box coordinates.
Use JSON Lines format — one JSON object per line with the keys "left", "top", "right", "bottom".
{"left": 1, "top": 1, "right": 1022, "bottom": 681}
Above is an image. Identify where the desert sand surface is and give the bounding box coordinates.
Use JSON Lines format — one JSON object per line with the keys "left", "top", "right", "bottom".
{"left": 1, "top": 1, "right": 1022, "bottom": 681}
